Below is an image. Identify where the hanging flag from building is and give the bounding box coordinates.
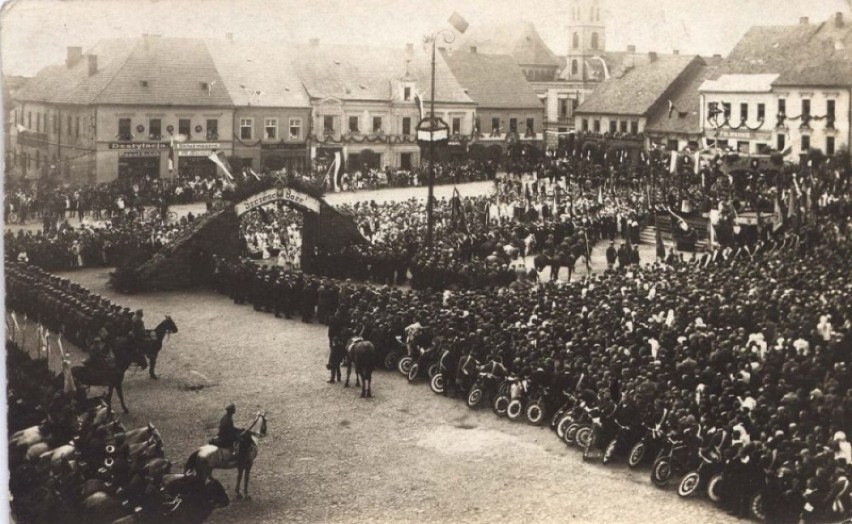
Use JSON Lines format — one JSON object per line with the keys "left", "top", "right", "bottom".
{"left": 414, "top": 91, "right": 425, "bottom": 120}
{"left": 168, "top": 137, "right": 175, "bottom": 173}
{"left": 207, "top": 151, "right": 234, "bottom": 182}
{"left": 447, "top": 12, "right": 470, "bottom": 33}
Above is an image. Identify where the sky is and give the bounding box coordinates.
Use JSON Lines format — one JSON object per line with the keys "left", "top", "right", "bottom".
{"left": 1, "top": 0, "right": 850, "bottom": 77}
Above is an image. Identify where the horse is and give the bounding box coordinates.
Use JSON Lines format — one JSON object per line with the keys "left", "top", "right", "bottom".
{"left": 184, "top": 412, "right": 266, "bottom": 500}
{"left": 71, "top": 338, "right": 149, "bottom": 414}
{"left": 109, "top": 474, "right": 229, "bottom": 524}
{"left": 139, "top": 316, "right": 179, "bottom": 379}
{"left": 344, "top": 336, "right": 375, "bottom": 398}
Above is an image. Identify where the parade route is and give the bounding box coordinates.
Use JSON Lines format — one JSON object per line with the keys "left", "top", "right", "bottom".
{"left": 45, "top": 266, "right": 736, "bottom": 524}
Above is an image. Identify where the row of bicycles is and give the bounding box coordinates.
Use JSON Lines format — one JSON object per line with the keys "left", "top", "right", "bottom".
{"left": 386, "top": 343, "right": 768, "bottom": 521}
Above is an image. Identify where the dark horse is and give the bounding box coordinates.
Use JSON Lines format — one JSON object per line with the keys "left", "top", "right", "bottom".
{"left": 139, "top": 315, "right": 179, "bottom": 379}
{"left": 344, "top": 336, "right": 375, "bottom": 398}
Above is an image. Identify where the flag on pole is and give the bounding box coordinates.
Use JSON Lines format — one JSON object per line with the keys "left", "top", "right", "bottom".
{"left": 787, "top": 187, "right": 798, "bottom": 230}
{"left": 414, "top": 91, "right": 425, "bottom": 120}
{"left": 669, "top": 150, "right": 678, "bottom": 174}
{"left": 62, "top": 356, "right": 76, "bottom": 394}
{"left": 327, "top": 151, "right": 342, "bottom": 192}
{"left": 447, "top": 11, "right": 470, "bottom": 33}
{"left": 667, "top": 100, "right": 676, "bottom": 119}
{"left": 207, "top": 151, "right": 234, "bottom": 182}
{"left": 694, "top": 151, "right": 701, "bottom": 175}
{"left": 772, "top": 195, "right": 784, "bottom": 232}
{"left": 248, "top": 167, "right": 261, "bottom": 181}
{"left": 597, "top": 186, "right": 603, "bottom": 204}
{"left": 168, "top": 137, "right": 175, "bottom": 173}
{"left": 708, "top": 220, "right": 717, "bottom": 247}
{"left": 16, "top": 123, "right": 27, "bottom": 133}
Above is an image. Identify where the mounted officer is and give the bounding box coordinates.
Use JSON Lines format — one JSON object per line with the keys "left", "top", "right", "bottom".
{"left": 211, "top": 403, "right": 243, "bottom": 455}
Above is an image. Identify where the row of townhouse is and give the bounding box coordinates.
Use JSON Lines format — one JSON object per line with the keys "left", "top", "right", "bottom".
{"left": 8, "top": 34, "right": 544, "bottom": 184}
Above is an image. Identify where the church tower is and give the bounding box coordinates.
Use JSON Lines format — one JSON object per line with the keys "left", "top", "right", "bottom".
{"left": 566, "top": 0, "right": 606, "bottom": 81}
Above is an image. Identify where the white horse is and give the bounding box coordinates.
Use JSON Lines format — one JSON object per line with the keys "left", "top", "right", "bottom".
{"left": 184, "top": 411, "right": 267, "bottom": 500}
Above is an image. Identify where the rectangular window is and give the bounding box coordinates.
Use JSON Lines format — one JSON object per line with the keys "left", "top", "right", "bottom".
{"left": 582, "top": 119, "right": 589, "bottom": 131}
{"left": 509, "top": 118, "right": 518, "bottom": 133}
{"left": 27, "top": 111, "right": 31, "bottom": 129}
{"left": 609, "top": 120, "right": 617, "bottom": 134}
{"left": 67, "top": 115, "right": 72, "bottom": 136}
{"left": 776, "top": 133, "right": 786, "bottom": 151}
{"left": 491, "top": 117, "right": 500, "bottom": 133}
{"left": 593, "top": 119, "right": 601, "bottom": 133}
{"left": 403, "top": 87, "right": 411, "bottom": 101}
{"left": 737, "top": 141, "right": 749, "bottom": 153}
{"left": 54, "top": 113, "right": 59, "bottom": 134}
{"left": 474, "top": 117, "right": 481, "bottom": 134}
{"left": 778, "top": 98, "right": 786, "bottom": 115}
{"left": 630, "top": 121, "right": 639, "bottom": 134}
{"left": 827, "top": 136, "right": 835, "bottom": 155}
{"left": 348, "top": 116, "right": 359, "bottom": 133}
{"left": 288, "top": 118, "right": 301, "bottom": 139}
{"left": 708, "top": 101, "right": 719, "bottom": 116}
{"left": 239, "top": 118, "right": 253, "bottom": 140}
{"left": 14, "top": 110, "right": 17, "bottom": 126}
{"left": 372, "top": 116, "right": 382, "bottom": 133}
{"left": 178, "top": 118, "right": 191, "bottom": 137}
{"left": 118, "top": 118, "right": 131, "bottom": 140}
{"left": 827, "top": 100, "right": 836, "bottom": 127}
{"left": 206, "top": 119, "right": 218, "bottom": 139}
{"left": 560, "top": 99, "right": 569, "bottom": 117}
{"left": 452, "top": 117, "right": 461, "bottom": 134}
{"left": 801, "top": 135, "right": 810, "bottom": 151}
{"left": 36, "top": 112, "right": 41, "bottom": 133}
{"left": 264, "top": 118, "right": 278, "bottom": 139}
{"left": 400, "top": 152, "right": 413, "bottom": 170}
{"left": 620, "top": 120, "right": 628, "bottom": 133}
{"left": 526, "top": 118, "right": 534, "bottom": 133}
{"left": 757, "top": 103, "right": 765, "bottom": 121}
{"left": 740, "top": 103, "right": 748, "bottom": 121}
{"left": 75, "top": 117, "right": 80, "bottom": 137}
{"left": 323, "top": 116, "right": 334, "bottom": 133}
{"left": 722, "top": 103, "right": 731, "bottom": 119}
{"left": 149, "top": 118, "right": 162, "bottom": 139}
{"left": 802, "top": 99, "right": 811, "bottom": 117}
{"left": 402, "top": 117, "right": 411, "bottom": 136}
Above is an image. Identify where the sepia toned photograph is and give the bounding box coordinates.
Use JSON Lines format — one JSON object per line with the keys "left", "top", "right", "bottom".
{"left": 1, "top": 0, "right": 851, "bottom": 522}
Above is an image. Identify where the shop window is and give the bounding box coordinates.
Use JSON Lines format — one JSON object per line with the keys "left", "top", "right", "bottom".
{"left": 149, "top": 118, "right": 162, "bottom": 140}
{"left": 348, "top": 116, "right": 360, "bottom": 133}
{"left": 509, "top": 118, "right": 518, "bottom": 133}
{"left": 265, "top": 118, "right": 278, "bottom": 139}
{"left": 289, "top": 118, "right": 301, "bottom": 139}
{"left": 801, "top": 135, "right": 810, "bottom": 151}
{"left": 827, "top": 136, "right": 835, "bottom": 155}
{"left": 323, "top": 116, "right": 334, "bottom": 133}
{"left": 609, "top": 120, "right": 617, "bottom": 134}
{"left": 491, "top": 117, "right": 500, "bottom": 134}
{"left": 452, "top": 117, "right": 461, "bottom": 134}
{"left": 118, "top": 118, "right": 131, "bottom": 140}
{"left": 630, "top": 121, "right": 639, "bottom": 134}
{"left": 402, "top": 117, "right": 411, "bottom": 136}
{"left": 206, "top": 119, "right": 218, "bottom": 140}
{"left": 240, "top": 118, "right": 253, "bottom": 140}
{"left": 620, "top": 120, "right": 628, "bottom": 133}
{"left": 737, "top": 141, "right": 749, "bottom": 153}
{"left": 474, "top": 117, "right": 481, "bottom": 134}
{"left": 668, "top": 139, "right": 679, "bottom": 151}
{"left": 372, "top": 116, "right": 382, "bottom": 133}
{"left": 593, "top": 119, "right": 601, "bottom": 133}
{"left": 179, "top": 118, "right": 191, "bottom": 137}
{"left": 526, "top": 118, "right": 534, "bottom": 133}
{"left": 776, "top": 134, "right": 785, "bottom": 151}
{"left": 582, "top": 119, "right": 589, "bottom": 131}
{"left": 400, "top": 152, "right": 412, "bottom": 170}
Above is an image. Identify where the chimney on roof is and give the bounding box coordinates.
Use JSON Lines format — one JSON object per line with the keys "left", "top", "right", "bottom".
{"left": 226, "top": 32, "right": 234, "bottom": 42}
{"left": 672, "top": 49, "right": 679, "bottom": 55}
{"left": 405, "top": 43, "right": 414, "bottom": 53}
{"left": 87, "top": 55, "right": 98, "bottom": 76}
{"left": 66, "top": 46, "right": 83, "bottom": 68}
{"left": 836, "top": 12, "right": 844, "bottom": 27}
{"left": 309, "top": 38, "right": 319, "bottom": 47}
{"left": 627, "top": 44, "right": 636, "bottom": 53}
{"left": 799, "top": 16, "right": 809, "bottom": 25}
{"left": 648, "top": 51, "right": 657, "bottom": 62}
{"left": 470, "top": 46, "right": 477, "bottom": 53}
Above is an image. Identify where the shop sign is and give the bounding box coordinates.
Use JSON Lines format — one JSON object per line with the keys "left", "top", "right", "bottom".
{"left": 235, "top": 187, "right": 321, "bottom": 216}
{"left": 707, "top": 129, "right": 772, "bottom": 141}
{"left": 108, "top": 142, "right": 169, "bottom": 150}
{"left": 261, "top": 142, "right": 306, "bottom": 150}
{"left": 120, "top": 150, "right": 161, "bottom": 158}
{"left": 177, "top": 150, "right": 214, "bottom": 157}
{"left": 174, "top": 142, "right": 221, "bottom": 150}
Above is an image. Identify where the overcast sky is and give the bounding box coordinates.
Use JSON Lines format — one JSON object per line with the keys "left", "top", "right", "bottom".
{"left": 1, "top": 0, "right": 850, "bottom": 77}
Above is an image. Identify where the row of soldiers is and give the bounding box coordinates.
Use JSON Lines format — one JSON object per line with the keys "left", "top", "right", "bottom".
{"left": 5, "top": 260, "right": 137, "bottom": 350}
{"left": 211, "top": 256, "right": 340, "bottom": 324}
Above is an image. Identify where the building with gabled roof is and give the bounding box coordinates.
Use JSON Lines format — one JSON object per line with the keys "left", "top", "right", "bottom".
{"left": 441, "top": 48, "right": 545, "bottom": 158}
{"left": 699, "top": 12, "right": 852, "bottom": 160}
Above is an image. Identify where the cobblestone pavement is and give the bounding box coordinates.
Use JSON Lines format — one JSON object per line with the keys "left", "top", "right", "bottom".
{"left": 36, "top": 266, "right": 736, "bottom": 524}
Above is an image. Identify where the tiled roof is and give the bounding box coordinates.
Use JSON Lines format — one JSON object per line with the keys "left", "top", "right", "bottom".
{"left": 647, "top": 58, "right": 722, "bottom": 136}
{"left": 205, "top": 40, "right": 310, "bottom": 107}
{"left": 699, "top": 73, "right": 779, "bottom": 93}
{"left": 291, "top": 44, "right": 473, "bottom": 104}
{"left": 95, "top": 37, "right": 232, "bottom": 106}
{"left": 717, "top": 13, "right": 852, "bottom": 86}
{"left": 457, "top": 21, "right": 561, "bottom": 68}
{"left": 15, "top": 39, "right": 138, "bottom": 104}
{"left": 575, "top": 54, "right": 701, "bottom": 116}
{"left": 441, "top": 50, "right": 543, "bottom": 109}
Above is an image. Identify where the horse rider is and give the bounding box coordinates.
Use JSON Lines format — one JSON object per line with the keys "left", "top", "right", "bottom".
{"left": 131, "top": 309, "right": 156, "bottom": 379}
{"left": 213, "top": 403, "right": 243, "bottom": 456}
